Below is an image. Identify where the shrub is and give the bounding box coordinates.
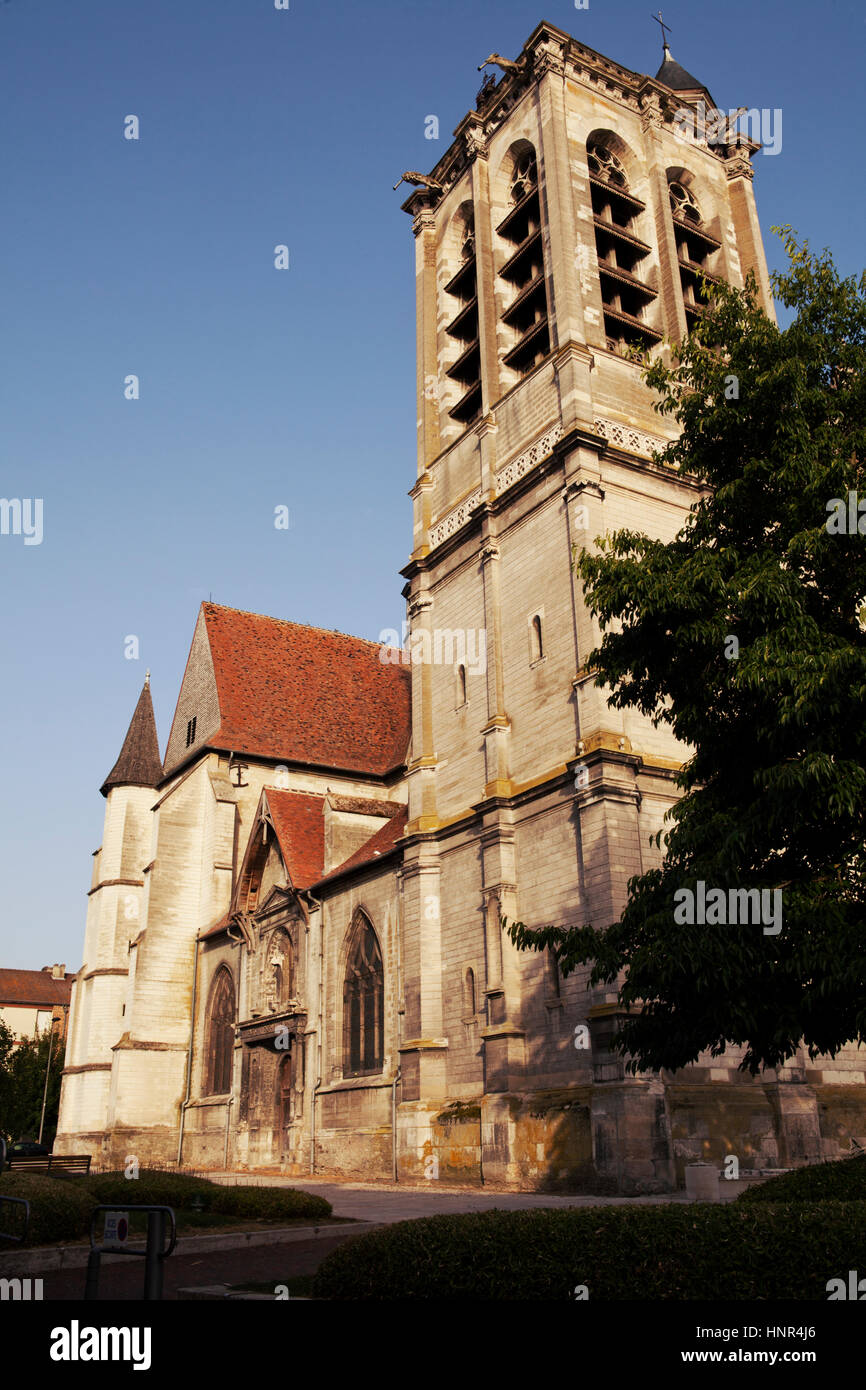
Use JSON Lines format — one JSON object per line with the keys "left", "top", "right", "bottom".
{"left": 0, "top": 1171, "right": 94, "bottom": 1246}
{"left": 80, "top": 1171, "right": 216, "bottom": 1209}
{"left": 312, "top": 1202, "right": 866, "bottom": 1300}
{"left": 738, "top": 1153, "right": 866, "bottom": 1205}
{"left": 79, "top": 1171, "right": 331, "bottom": 1222}
{"left": 0, "top": 1169, "right": 331, "bottom": 1245}
{"left": 207, "top": 1185, "right": 331, "bottom": 1222}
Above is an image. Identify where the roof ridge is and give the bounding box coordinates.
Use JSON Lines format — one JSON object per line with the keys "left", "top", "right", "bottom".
{"left": 202, "top": 601, "right": 387, "bottom": 649}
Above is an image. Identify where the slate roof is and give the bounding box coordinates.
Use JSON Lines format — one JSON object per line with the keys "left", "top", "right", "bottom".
{"left": 100, "top": 679, "right": 163, "bottom": 797}
{"left": 201, "top": 604, "right": 411, "bottom": 777}
{"left": 0, "top": 969, "right": 75, "bottom": 1007}
{"left": 655, "top": 46, "right": 705, "bottom": 92}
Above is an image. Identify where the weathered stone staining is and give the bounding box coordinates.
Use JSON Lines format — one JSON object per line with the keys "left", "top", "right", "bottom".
{"left": 55, "top": 21, "right": 865, "bottom": 1192}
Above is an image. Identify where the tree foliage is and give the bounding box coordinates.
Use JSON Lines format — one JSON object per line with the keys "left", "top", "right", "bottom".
{"left": 0, "top": 1027, "right": 66, "bottom": 1146}
{"left": 506, "top": 230, "right": 866, "bottom": 1074}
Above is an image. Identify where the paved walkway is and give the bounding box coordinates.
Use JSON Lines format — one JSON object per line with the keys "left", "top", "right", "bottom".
{"left": 206, "top": 1171, "right": 692, "bottom": 1223}
{"left": 38, "top": 1176, "right": 691, "bottom": 1299}
{"left": 41, "top": 1233, "right": 351, "bottom": 1301}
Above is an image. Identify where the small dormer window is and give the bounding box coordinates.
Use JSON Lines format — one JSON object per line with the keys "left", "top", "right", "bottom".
{"left": 186, "top": 716, "right": 197, "bottom": 747}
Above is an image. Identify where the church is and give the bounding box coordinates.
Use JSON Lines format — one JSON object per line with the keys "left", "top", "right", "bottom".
{"left": 55, "top": 20, "right": 866, "bottom": 1192}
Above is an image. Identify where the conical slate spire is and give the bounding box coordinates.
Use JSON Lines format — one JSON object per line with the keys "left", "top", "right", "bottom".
{"left": 100, "top": 676, "right": 163, "bottom": 797}
{"left": 655, "top": 43, "right": 705, "bottom": 92}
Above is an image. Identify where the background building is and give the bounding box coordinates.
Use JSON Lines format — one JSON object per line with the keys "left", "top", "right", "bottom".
{"left": 0, "top": 965, "right": 75, "bottom": 1046}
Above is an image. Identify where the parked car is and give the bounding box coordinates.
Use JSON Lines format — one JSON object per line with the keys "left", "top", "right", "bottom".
{"left": 8, "top": 1140, "right": 50, "bottom": 1157}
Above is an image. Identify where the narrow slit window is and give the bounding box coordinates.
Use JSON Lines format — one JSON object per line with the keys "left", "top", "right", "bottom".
{"left": 463, "top": 967, "right": 476, "bottom": 1017}
{"left": 186, "top": 716, "right": 197, "bottom": 746}
{"left": 531, "top": 614, "right": 544, "bottom": 662}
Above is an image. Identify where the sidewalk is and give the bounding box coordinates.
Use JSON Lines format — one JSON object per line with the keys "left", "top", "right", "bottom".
{"left": 205, "top": 1171, "right": 692, "bottom": 1223}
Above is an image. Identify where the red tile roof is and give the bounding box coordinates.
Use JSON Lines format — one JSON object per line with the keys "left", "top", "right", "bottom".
{"left": 265, "top": 790, "right": 325, "bottom": 890}
{"left": 315, "top": 806, "right": 408, "bottom": 889}
{"left": 198, "top": 915, "right": 230, "bottom": 941}
{"left": 0, "top": 969, "right": 75, "bottom": 1007}
{"left": 202, "top": 604, "right": 410, "bottom": 776}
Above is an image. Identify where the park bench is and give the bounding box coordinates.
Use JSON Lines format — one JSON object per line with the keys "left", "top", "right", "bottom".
{"left": 6, "top": 1153, "right": 91, "bottom": 1176}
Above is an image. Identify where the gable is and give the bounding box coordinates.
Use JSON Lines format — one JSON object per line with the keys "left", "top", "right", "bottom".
{"left": 163, "top": 608, "right": 222, "bottom": 776}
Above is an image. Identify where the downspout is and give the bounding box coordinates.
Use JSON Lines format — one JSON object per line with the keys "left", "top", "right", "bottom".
{"left": 299, "top": 889, "right": 323, "bottom": 1176}
{"left": 177, "top": 932, "right": 201, "bottom": 1167}
{"left": 393, "top": 864, "right": 406, "bottom": 1183}
{"left": 223, "top": 1094, "right": 233, "bottom": 1171}
{"left": 392, "top": 1064, "right": 401, "bottom": 1182}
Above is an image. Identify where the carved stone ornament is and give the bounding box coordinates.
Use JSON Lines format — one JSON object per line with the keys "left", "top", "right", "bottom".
{"left": 725, "top": 150, "right": 754, "bottom": 181}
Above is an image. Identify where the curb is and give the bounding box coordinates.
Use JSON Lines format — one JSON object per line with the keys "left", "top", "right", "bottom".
{"left": 176, "top": 1285, "right": 312, "bottom": 1301}
{"left": 0, "top": 1221, "right": 373, "bottom": 1277}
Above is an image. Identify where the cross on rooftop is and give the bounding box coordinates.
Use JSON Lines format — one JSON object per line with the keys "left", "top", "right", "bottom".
{"left": 652, "top": 10, "right": 673, "bottom": 54}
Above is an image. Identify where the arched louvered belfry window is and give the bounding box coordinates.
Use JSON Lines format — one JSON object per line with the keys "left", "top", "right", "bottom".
{"left": 667, "top": 173, "right": 722, "bottom": 333}
{"left": 586, "top": 133, "right": 661, "bottom": 357}
{"left": 206, "top": 967, "right": 235, "bottom": 1095}
{"left": 343, "top": 914, "right": 384, "bottom": 1077}
{"left": 497, "top": 142, "right": 550, "bottom": 377}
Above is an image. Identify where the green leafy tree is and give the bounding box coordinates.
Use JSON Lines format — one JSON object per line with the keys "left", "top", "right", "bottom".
{"left": 0, "top": 1028, "right": 65, "bottom": 1146}
{"left": 0, "top": 1017, "right": 15, "bottom": 1144}
{"left": 506, "top": 230, "right": 866, "bottom": 1075}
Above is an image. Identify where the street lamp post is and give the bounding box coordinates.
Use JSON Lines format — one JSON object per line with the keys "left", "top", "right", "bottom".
{"left": 37, "top": 1005, "right": 67, "bottom": 1148}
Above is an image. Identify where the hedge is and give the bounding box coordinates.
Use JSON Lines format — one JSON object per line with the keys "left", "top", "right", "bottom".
{"left": 738, "top": 1153, "right": 866, "bottom": 1205}
{"left": 0, "top": 1169, "right": 331, "bottom": 1245}
{"left": 80, "top": 1171, "right": 330, "bottom": 1221}
{"left": 312, "top": 1201, "right": 866, "bottom": 1300}
{"left": 0, "top": 1172, "right": 93, "bottom": 1246}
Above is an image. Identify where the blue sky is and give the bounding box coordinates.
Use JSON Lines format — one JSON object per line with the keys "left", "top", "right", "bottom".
{"left": 1, "top": 0, "right": 862, "bottom": 970}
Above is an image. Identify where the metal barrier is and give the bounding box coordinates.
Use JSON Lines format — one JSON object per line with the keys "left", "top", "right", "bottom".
{"left": 0, "top": 1138, "right": 31, "bottom": 1245}
{"left": 0, "top": 1195, "right": 30, "bottom": 1244}
{"left": 84, "top": 1206, "right": 177, "bottom": 1301}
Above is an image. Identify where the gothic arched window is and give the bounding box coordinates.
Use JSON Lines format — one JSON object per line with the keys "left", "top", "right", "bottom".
{"left": 343, "top": 915, "right": 384, "bottom": 1077}
{"left": 206, "top": 967, "right": 235, "bottom": 1096}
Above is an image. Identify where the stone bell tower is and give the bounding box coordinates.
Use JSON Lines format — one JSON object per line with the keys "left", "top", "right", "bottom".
{"left": 395, "top": 21, "right": 780, "bottom": 1191}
